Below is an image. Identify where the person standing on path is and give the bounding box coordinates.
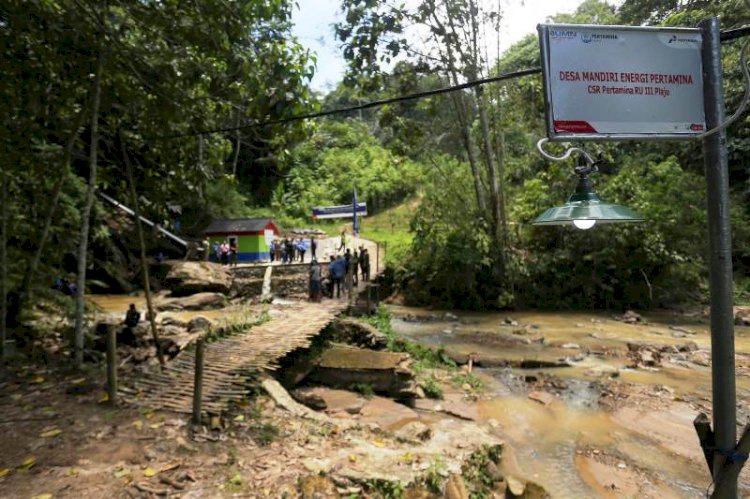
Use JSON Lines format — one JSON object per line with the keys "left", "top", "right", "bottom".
{"left": 338, "top": 229, "right": 347, "bottom": 252}
{"left": 310, "top": 237, "right": 317, "bottom": 260}
{"left": 361, "top": 247, "right": 370, "bottom": 282}
{"left": 229, "top": 239, "right": 239, "bottom": 266}
{"left": 329, "top": 254, "right": 346, "bottom": 298}
{"left": 309, "top": 259, "right": 322, "bottom": 302}
{"left": 351, "top": 250, "right": 359, "bottom": 287}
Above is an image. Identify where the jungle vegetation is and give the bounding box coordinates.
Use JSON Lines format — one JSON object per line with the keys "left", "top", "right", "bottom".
{"left": 3, "top": 0, "right": 750, "bottom": 361}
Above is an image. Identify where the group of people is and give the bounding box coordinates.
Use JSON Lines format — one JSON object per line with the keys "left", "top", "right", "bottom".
{"left": 212, "top": 239, "right": 239, "bottom": 266}
{"left": 270, "top": 237, "right": 317, "bottom": 264}
{"left": 308, "top": 246, "right": 371, "bottom": 302}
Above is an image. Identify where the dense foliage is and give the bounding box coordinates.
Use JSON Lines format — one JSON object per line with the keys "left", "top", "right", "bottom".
{"left": 330, "top": 0, "right": 750, "bottom": 309}
{"left": 4, "top": 0, "right": 750, "bottom": 350}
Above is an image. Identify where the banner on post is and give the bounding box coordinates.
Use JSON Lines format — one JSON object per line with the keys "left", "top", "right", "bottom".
{"left": 538, "top": 24, "right": 705, "bottom": 140}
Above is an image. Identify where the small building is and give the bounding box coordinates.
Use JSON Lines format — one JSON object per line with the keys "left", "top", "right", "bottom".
{"left": 203, "top": 218, "right": 281, "bottom": 263}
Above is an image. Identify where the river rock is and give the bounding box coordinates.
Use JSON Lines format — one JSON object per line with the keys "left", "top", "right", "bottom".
{"left": 528, "top": 390, "right": 555, "bottom": 405}
{"left": 506, "top": 476, "right": 526, "bottom": 497}
{"left": 308, "top": 346, "right": 418, "bottom": 398}
{"left": 157, "top": 292, "right": 226, "bottom": 311}
{"left": 359, "top": 397, "right": 419, "bottom": 430}
{"left": 734, "top": 306, "right": 750, "bottom": 326}
{"left": 444, "top": 474, "right": 469, "bottom": 499}
{"left": 299, "top": 473, "right": 339, "bottom": 497}
{"left": 164, "top": 261, "right": 232, "bottom": 296}
{"left": 291, "top": 387, "right": 367, "bottom": 414}
{"left": 626, "top": 342, "right": 661, "bottom": 368}
{"left": 613, "top": 310, "right": 643, "bottom": 324}
{"left": 330, "top": 318, "right": 388, "bottom": 350}
{"left": 393, "top": 421, "right": 432, "bottom": 443}
{"left": 187, "top": 315, "right": 214, "bottom": 332}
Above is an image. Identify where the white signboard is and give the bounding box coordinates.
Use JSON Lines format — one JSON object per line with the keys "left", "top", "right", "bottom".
{"left": 538, "top": 24, "right": 705, "bottom": 140}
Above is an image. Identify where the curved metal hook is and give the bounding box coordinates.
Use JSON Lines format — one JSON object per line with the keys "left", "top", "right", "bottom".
{"left": 536, "top": 138, "right": 595, "bottom": 165}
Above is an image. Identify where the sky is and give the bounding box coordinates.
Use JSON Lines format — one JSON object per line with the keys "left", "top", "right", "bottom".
{"left": 291, "top": 0, "right": 588, "bottom": 92}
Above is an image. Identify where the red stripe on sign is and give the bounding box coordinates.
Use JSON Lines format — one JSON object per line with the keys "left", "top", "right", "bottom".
{"left": 554, "top": 120, "right": 597, "bottom": 133}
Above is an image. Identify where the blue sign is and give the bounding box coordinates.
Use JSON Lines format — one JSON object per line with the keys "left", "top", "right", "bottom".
{"left": 312, "top": 203, "right": 368, "bottom": 220}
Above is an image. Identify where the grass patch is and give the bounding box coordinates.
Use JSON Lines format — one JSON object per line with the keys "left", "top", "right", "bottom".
{"left": 248, "top": 421, "right": 280, "bottom": 446}
{"left": 350, "top": 382, "right": 376, "bottom": 398}
{"left": 422, "top": 375, "right": 443, "bottom": 400}
{"left": 363, "top": 305, "right": 456, "bottom": 373}
{"left": 453, "top": 372, "right": 483, "bottom": 392}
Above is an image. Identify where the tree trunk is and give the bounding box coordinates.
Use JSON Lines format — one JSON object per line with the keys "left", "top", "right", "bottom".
{"left": 1, "top": 169, "right": 7, "bottom": 361}
{"left": 428, "top": 6, "right": 487, "bottom": 216}
{"left": 232, "top": 111, "right": 241, "bottom": 176}
{"left": 122, "top": 140, "right": 165, "bottom": 366}
{"left": 450, "top": 92, "right": 487, "bottom": 215}
{"left": 475, "top": 85, "right": 504, "bottom": 241}
{"left": 18, "top": 112, "right": 85, "bottom": 313}
{"left": 74, "top": 54, "right": 103, "bottom": 367}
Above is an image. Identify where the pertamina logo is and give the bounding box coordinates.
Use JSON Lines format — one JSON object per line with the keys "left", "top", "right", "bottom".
{"left": 580, "top": 32, "right": 618, "bottom": 44}
{"left": 668, "top": 34, "right": 699, "bottom": 44}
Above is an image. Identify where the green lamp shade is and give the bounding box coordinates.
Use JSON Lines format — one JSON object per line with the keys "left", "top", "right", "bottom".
{"left": 532, "top": 192, "right": 644, "bottom": 227}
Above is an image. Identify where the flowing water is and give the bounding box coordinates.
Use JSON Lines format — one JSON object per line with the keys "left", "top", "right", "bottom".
{"left": 389, "top": 305, "right": 750, "bottom": 498}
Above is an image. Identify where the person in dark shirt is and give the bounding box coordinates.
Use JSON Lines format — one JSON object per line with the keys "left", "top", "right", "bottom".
{"left": 125, "top": 304, "right": 140, "bottom": 328}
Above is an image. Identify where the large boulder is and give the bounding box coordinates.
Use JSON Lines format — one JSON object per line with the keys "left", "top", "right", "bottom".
{"left": 330, "top": 318, "right": 388, "bottom": 350}
{"left": 308, "top": 345, "right": 419, "bottom": 398}
{"left": 164, "top": 261, "right": 232, "bottom": 296}
{"left": 156, "top": 292, "right": 226, "bottom": 311}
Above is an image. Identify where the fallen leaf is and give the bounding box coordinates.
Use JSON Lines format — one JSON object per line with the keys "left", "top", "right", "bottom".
{"left": 31, "top": 494, "right": 52, "bottom": 499}
{"left": 148, "top": 422, "right": 164, "bottom": 430}
{"left": 17, "top": 457, "right": 37, "bottom": 471}
{"left": 132, "top": 420, "right": 144, "bottom": 430}
{"left": 143, "top": 467, "right": 158, "bottom": 478}
{"left": 31, "top": 376, "right": 45, "bottom": 384}
{"left": 373, "top": 439, "right": 386, "bottom": 448}
{"left": 113, "top": 468, "right": 130, "bottom": 479}
{"left": 66, "top": 468, "right": 79, "bottom": 477}
{"left": 348, "top": 454, "right": 357, "bottom": 463}
{"left": 98, "top": 392, "right": 109, "bottom": 404}
{"left": 10, "top": 394, "right": 22, "bottom": 401}
{"left": 233, "top": 415, "right": 245, "bottom": 422}
{"left": 210, "top": 416, "right": 221, "bottom": 430}
{"left": 70, "top": 378, "right": 86, "bottom": 385}
{"left": 229, "top": 472, "right": 242, "bottom": 486}
{"left": 39, "top": 429, "right": 62, "bottom": 438}
{"left": 0, "top": 468, "right": 11, "bottom": 478}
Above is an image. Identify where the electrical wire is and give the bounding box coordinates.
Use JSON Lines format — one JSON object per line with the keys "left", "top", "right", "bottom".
{"left": 152, "top": 67, "right": 543, "bottom": 139}
{"left": 696, "top": 34, "right": 750, "bottom": 139}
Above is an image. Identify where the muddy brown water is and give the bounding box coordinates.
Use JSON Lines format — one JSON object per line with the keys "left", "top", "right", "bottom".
{"left": 87, "top": 294, "right": 248, "bottom": 324}
{"left": 389, "top": 305, "right": 750, "bottom": 498}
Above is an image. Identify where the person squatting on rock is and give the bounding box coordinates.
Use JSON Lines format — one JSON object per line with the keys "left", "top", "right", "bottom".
{"left": 122, "top": 303, "right": 141, "bottom": 344}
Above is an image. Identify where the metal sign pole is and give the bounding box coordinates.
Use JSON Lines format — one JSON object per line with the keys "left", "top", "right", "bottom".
{"left": 697, "top": 17, "right": 749, "bottom": 499}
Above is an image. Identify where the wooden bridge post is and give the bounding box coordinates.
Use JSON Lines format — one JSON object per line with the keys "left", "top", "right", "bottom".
{"left": 192, "top": 338, "right": 205, "bottom": 425}
{"left": 106, "top": 326, "right": 117, "bottom": 404}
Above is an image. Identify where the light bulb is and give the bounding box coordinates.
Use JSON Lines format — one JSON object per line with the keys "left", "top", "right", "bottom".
{"left": 573, "top": 219, "right": 596, "bottom": 230}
